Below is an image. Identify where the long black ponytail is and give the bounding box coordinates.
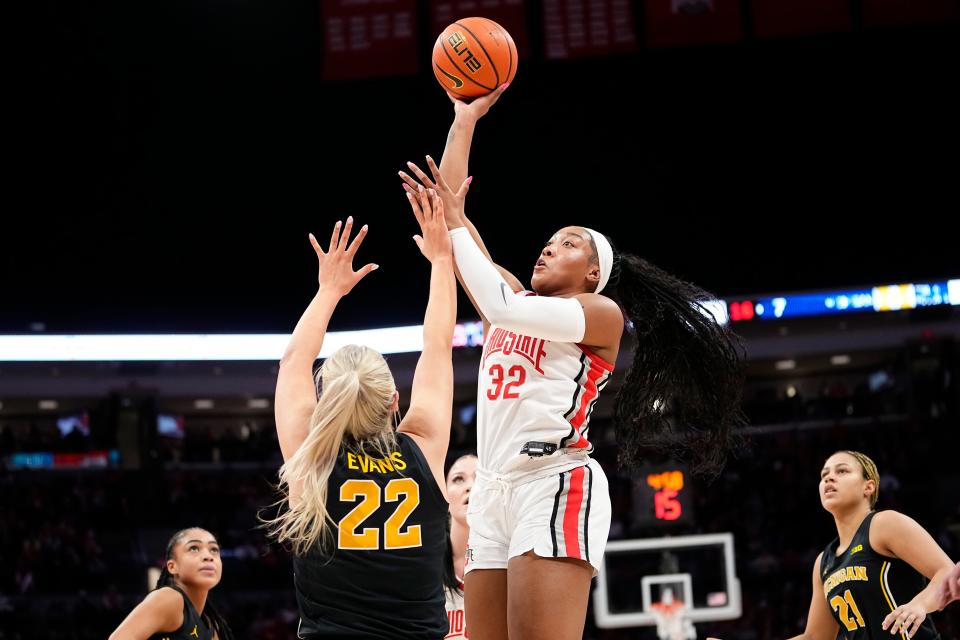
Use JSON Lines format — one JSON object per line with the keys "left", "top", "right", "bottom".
{"left": 156, "top": 527, "right": 236, "bottom": 640}
{"left": 597, "top": 236, "right": 747, "bottom": 478}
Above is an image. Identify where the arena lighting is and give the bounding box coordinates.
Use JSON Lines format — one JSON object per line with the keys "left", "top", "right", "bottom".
{"left": 0, "top": 305, "right": 726, "bottom": 363}
{"left": 727, "top": 278, "right": 959, "bottom": 323}
{"left": 700, "top": 300, "right": 729, "bottom": 325}
{"left": 775, "top": 359, "right": 796, "bottom": 371}
{"left": 1, "top": 278, "right": 954, "bottom": 362}
{"left": 247, "top": 398, "right": 270, "bottom": 409}
{"left": 830, "top": 354, "right": 852, "bottom": 366}
{"left": 0, "top": 326, "right": 426, "bottom": 362}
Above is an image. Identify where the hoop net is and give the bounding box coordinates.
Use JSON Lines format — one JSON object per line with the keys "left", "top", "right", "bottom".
{"left": 650, "top": 600, "right": 696, "bottom": 640}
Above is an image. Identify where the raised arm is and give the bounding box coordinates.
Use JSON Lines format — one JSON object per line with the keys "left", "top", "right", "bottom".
{"left": 398, "top": 87, "right": 523, "bottom": 324}
{"left": 435, "top": 88, "right": 510, "bottom": 267}
{"left": 274, "top": 219, "right": 377, "bottom": 463}
{"left": 401, "top": 159, "right": 622, "bottom": 347}
{"left": 396, "top": 187, "right": 457, "bottom": 493}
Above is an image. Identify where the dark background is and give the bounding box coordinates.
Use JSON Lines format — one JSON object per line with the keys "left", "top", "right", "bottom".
{"left": 3, "top": 4, "right": 960, "bottom": 638}
{"left": 6, "top": 1, "right": 958, "bottom": 334}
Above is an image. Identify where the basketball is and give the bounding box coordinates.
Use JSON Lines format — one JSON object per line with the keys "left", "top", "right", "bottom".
{"left": 432, "top": 17, "right": 518, "bottom": 99}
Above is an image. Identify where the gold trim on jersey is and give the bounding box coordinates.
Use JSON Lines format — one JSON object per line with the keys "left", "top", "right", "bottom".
{"left": 880, "top": 561, "right": 908, "bottom": 640}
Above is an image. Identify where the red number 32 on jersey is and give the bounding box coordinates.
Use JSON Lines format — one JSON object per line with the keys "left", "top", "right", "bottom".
{"left": 487, "top": 364, "right": 526, "bottom": 400}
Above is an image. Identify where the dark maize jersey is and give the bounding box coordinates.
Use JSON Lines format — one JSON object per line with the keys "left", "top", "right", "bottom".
{"left": 293, "top": 434, "right": 449, "bottom": 639}
{"left": 148, "top": 586, "right": 213, "bottom": 640}
{"left": 820, "top": 512, "right": 940, "bottom": 640}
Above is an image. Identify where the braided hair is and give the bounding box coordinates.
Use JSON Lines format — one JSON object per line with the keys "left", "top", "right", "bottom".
{"left": 587, "top": 232, "right": 747, "bottom": 478}
{"left": 155, "top": 527, "right": 235, "bottom": 640}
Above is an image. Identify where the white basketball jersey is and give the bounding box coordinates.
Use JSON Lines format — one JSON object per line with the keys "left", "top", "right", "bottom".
{"left": 477, "top": 294, "right": 615, "bottom": 476}
{"left": 444, "top": 581, "right": 467, "bottom": 639}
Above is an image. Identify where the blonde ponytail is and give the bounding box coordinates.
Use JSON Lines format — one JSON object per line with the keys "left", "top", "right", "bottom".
{"left": 264, "top": 345, "right": 398, "bottom": 554}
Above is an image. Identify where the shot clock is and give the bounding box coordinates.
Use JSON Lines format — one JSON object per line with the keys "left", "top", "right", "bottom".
{"left": 632, "top": 465, "right": 695, "bottom": 528}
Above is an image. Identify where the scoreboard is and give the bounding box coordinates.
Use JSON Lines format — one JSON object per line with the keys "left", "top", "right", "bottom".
{"left": 633, "top": 466, "right": 695, "bottom": 527}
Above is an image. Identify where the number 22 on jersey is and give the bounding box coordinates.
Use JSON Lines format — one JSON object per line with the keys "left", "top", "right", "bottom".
{"left": 338, "top": 478, "right": 422, "bottom": 550}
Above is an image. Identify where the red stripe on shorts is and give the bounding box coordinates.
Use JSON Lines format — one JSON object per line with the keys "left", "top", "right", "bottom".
{"left": 563, "top": 466, "right": 586, "bottom": 559}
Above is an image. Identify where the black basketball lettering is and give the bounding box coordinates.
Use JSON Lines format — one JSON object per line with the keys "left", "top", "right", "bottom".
{"left": 434, "top": 18, "right": 516, "bottom": 95}
{"left": 441, "top": 30, "right": 495, "bottom": 92}
{"left": 453, "top": 21, "right": 500, "bottom": 88}
{"left": 446, "top": 30, "right": 484, "bottom": 75}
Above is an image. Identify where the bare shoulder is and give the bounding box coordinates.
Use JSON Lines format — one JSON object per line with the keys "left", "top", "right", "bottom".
{"left": 574, "top": 292, "right": 624, "bottom": 316}
{"left": 574, "top": 292, "right": 625, "bottom": 356}
{"left": 869, "top": 510, "right": 917, "bottom": 555}
{"left": 143, "top": 587, "right": 183, "bottom": 609}
{"left": 575, "top": 292, "right": 626, "bottom": 332}
{"left": 146, "top": 586, "right": 185, "bottom": 612}
{"left": 871, "top": 510, "right": 914, "bottom": 532}
{"left": 136, "top": 586, "right": 185, "bottom": 628}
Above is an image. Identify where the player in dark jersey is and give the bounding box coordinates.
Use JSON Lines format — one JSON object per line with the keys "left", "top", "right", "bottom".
{"left": 109, "top": 527, "right": 233, "bottom": 640}
{"left": 789, "top": 451, "right": 954, "bottom": 640}
{"left": 815, "top": 451, "right": 955, "bottom": 639}
{"left": 265, "top": 189, "right": 460, "bottom": 639}
{"left": 710, "top": 451, "right": 955, "bottom": 640}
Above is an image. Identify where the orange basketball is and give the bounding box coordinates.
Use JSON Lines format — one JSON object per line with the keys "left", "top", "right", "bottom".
{"left": 432, "top": 17, "right": 518, "bottom": 99}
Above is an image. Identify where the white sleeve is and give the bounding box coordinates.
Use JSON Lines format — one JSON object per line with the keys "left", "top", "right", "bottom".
{"left": 449, "top": 228, "right": 586, "bottom": 343}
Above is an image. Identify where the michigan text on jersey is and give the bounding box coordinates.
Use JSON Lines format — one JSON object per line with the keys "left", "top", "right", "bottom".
{"left": 823, "top": 566, "right": 869, "bottom": 597}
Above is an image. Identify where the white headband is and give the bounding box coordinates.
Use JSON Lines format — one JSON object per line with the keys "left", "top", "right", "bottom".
{"left": 583, "top": 227, "right": 613, "bottom": 294}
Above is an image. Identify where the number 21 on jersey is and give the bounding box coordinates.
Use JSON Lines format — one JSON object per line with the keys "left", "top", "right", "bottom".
{"left": 830, "top": 589, "right": 866, "bottom": 631}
